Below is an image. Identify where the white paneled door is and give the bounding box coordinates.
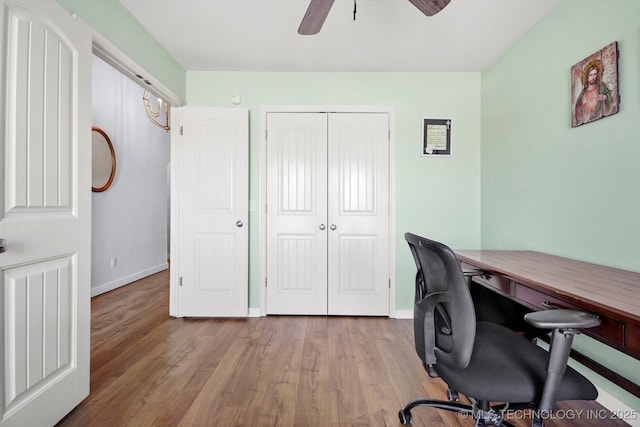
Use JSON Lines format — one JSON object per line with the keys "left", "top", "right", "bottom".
{"left": 177, "top": 107, "right": 249, "bottom": 317}
{"left": 265, "top": 113, "right": 329, "bottom": 315}
{"left": 0, "top": 1, "right": 92, "bottom": 426}
{"left": 327, "top": 113, "right": 390, "bottom": 315}
{"left": 266, "top": 112, "right": 390, "bottom": 316}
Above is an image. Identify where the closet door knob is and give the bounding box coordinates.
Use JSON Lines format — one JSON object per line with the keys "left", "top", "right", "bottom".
{"left": 236, "top": 220, "right": 244, "bottom": 228}
{"left": 319, "top": 224, "right": 326, "bottom": 230}
{"left": 0, "top": 238, "right": 6, "bottom": 253}
{"left": 330, "top": 224, "right": 337, "bottom": 230}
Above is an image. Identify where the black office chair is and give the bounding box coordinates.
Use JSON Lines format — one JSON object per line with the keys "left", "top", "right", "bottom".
{"left": 400, "top": 233, "right": 602, "bottom": 427}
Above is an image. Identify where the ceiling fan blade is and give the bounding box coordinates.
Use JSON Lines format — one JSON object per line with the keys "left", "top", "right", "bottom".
{"left": 298, "top": 0, "right": 336, "bottom": 35}
{"left": 407, "top": 0, "right": 451, "bottom": 16}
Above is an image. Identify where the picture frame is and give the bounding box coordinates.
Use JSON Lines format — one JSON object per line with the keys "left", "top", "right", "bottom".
{"left": 421, "top": 118, "right": 451, "bottom": 156}
{"left": 571, "top": 41, "right": 619, "bottom": 127}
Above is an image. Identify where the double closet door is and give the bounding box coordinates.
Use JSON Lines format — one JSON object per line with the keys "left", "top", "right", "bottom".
{"left": 266, "top": 112, "right": 390, "bottom": 315}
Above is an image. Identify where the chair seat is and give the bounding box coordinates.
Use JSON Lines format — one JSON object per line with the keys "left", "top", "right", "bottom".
{"left": 434, "top": 321, "right": 598, "bottom": 403}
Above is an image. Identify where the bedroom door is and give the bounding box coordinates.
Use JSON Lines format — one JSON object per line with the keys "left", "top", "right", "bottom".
{"left": 0, "top": 1, "right": 92, "bottom": 425}
{"left": 265, "top": 112, "right": 390, "bottom": 315}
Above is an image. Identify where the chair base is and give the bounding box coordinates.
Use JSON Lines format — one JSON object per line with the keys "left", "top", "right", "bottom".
{"left": 399, "top": 398, "right": 542, "bottom": 427}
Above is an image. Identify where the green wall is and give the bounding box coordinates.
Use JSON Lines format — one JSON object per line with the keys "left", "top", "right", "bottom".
{"left": 481, "top": 0, "right": 640, "bottom": 410}
{"left": 56, "top": 0, "right": 186, "bottom": 101}
{"left": 481, "top": 0, "right": 640, "bottom": 271}
{"left": 187, "top": 71, "right": 482, "bottom": 311}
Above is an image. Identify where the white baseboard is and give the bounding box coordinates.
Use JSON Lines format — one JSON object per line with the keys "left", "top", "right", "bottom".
{"left": 595, "top": 387, "right": 640, "bottom": 427}
{"left": 248, "top": 307, "right": 262, "bottom": 317}
{"left": 394, "top": 309, "right": 413, "bottom": 319}
{"left": 91, "top": 263, "right": 168, "bottom": 297}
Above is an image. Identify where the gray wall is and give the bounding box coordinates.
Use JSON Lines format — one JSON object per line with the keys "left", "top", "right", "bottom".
{"left": 91, "top": 56, "right": 170, "bottom": 296}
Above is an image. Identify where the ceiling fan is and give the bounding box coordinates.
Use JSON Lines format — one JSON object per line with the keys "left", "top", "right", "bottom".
{"left": 298, "top": 0, "right": 451, "bottom": 35}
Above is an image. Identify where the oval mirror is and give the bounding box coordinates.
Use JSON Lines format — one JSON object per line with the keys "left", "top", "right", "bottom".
{"left": 92, "top": 127, "right": 116, "bottom": 192}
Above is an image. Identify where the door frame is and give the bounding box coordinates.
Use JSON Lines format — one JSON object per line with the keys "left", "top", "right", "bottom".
{"left": 259, "top": 106, "right": 397, "bottom": 317}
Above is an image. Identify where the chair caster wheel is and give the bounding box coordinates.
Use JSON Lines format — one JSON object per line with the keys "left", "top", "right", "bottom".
{"left": 399, "top": 410, "right": 412, "bottom": 424}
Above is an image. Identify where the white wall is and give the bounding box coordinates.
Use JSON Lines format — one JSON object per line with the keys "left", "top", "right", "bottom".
{"left": 91, "top": 56, "right": 170, "bottom": 296}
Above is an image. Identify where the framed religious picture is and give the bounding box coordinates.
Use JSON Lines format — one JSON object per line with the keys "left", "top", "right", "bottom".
{"left": 421, "top": 118, "right": 451, "bottom": 156}
{"left": 571, "top": 41, "right": 619, "bottom": 127}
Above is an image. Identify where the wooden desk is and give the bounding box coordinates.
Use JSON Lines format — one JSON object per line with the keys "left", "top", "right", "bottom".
{"left": 455, "top": 250, "right": 640, "bottom": 397}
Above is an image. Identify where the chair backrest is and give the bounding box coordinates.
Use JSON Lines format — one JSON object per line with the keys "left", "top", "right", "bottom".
{"left": 405, "top": 233, "right": 476, "bottom": 370}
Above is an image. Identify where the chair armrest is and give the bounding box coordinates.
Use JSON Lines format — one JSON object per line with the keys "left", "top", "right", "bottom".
{"left": 526, "top": 309, "right": 601, "bottom": 413}
{"left": 524, "top": 309, "right": 601, "bottom": 330}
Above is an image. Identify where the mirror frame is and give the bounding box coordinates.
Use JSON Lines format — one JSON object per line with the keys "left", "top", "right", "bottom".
{"left": 91, "top": 127, "right": 117, "bottom": 192}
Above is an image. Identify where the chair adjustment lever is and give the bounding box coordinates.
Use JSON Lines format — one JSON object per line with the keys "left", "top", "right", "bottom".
{"left": 462, "top": 269, "right": 483, "bottom": 277}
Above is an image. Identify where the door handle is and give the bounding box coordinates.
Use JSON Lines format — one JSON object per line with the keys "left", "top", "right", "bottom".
{"left": 0, "top": 238, "right": 6, "bottom": 253}
{"left": 319, "top": 224, "right": 326, "bottom": 230}
{"left": 330, "top": 224, "right": 337, "bottom": 230}
{"left": 236, "top": 220, "right": 244, "bottom": 228}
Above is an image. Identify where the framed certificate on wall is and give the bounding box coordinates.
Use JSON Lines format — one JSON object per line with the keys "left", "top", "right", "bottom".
{"left": 422, "top": 118, "right": 451, "bottom": 156}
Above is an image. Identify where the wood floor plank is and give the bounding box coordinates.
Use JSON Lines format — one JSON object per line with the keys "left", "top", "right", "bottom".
{"left": 329, "top": 318, "right": 371, "bottom": 425}
{"left": 294, "top": 320, "right": 336, "bottom": 426}
{"left": 56, "top": 270, "right": 629, "bottom": 426}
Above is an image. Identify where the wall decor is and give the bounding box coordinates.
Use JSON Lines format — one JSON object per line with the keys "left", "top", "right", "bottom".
{"left": 422, "top": 118, "right": 451, "bottom": 156}
{"left": 92, "top": 127, "right": 116, "bottom": 192}
{"left": 142, "top": 90, "right": 171, "bottom": 131}
{"left": 571, "top": 41, "right": 619, "bottom": 127}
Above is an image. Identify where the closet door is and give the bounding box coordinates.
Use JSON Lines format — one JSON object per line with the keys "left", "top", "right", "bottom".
{"left": 265, "top": 113, "right": 328, "bottom": 314}
{"left": 327, "top": 113, "right": 390, "bottom": 315}
{"left": 265, "top": 111, "right": 390, "bottom": 315}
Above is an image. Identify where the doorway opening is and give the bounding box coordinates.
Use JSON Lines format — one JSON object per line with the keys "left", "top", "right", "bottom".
{"left": 90, "top": 54, "right": 171, "bottom": 297}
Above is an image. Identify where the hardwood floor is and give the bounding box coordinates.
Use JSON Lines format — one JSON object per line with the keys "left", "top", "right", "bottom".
{"left": 56, "top": 270, "right": 628, "bottom": 426}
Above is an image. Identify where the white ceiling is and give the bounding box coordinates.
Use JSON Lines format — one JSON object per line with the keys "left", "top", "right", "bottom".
{"left": 120, "top": 0, "right": 564, "bottom": 72}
